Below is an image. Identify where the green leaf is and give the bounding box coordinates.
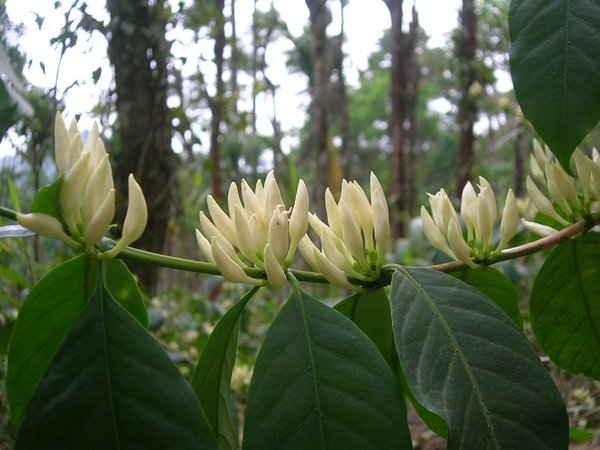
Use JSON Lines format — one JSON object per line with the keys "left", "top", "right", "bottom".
{"left": 15, "top": 262, "right": 217, "bottom": 449}
{"left": 103, "top": 259, "right": 148, "bottom": 328}
{"left": 29, "top": 179, "right": 64, "bottom": 222}
{"left": 7, "top": 256, "right": 96, "bottom": 430}
{"left": 335, "top": 289, "right": 448, "bottom": 438}
{"left": 243, "top": 276, "right": 411, "bottom": 449}
{"left": 7, "top": 256, "right": 149, "bottom": 430}
{"left": 192, "top": 286, "right": 260, "bottom": 450}
{"left": 509, "top": 0, "right": 600, "bottom": 172}
{"left": 391, "top": 267, "right": 568, "bottom": 450}
{"left": 452, "top": 267, "right": 523, "bottom": 328}
{"left": 530, "top": 233, "right": 600, "bottom": 380}
{"left": 333, "top": 288, "right": 395, "bottom": 366}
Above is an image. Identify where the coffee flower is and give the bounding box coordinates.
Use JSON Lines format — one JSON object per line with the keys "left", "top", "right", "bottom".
{"left": 17, "top": 113, "right": 147, "bottom": 257}
{"left": 196, "top": 172, "right": 309, "bottom": 287}
{"left": 298, "top": 173, "right": 390, "bottom": 290}
{"left": 421, "top": 178, "right": 518, "bottom": 267}
{"left": 523, "top": 141, "right": 600, "bottom": 236}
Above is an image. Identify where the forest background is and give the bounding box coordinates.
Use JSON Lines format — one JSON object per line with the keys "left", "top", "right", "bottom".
{"left": 1, "top": 0, "right": 599, "bottom": 447}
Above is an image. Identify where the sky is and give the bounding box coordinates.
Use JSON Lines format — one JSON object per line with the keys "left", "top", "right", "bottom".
{"left": 2, "top": 0, "right": 462, "bottom": 156}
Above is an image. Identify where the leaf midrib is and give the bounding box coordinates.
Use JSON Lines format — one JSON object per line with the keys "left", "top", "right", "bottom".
{"left": 399, "top": 269, "right": 499, "bottom": 448}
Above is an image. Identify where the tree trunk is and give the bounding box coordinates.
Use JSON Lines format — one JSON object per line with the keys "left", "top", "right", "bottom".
{"left": 106, "top": 0, "right": 174, "bottom": 294}
{"left": 335, "top": 0, "right": 350, "bottom": 183}
{"left": 384, "top": 0, "right": 407, "bottom": 238}
{"left": 405, "top": 6, "right": 420, "bottom": 217}
{"left": 455, "top": 0, "right": 478, "bottom": 192}
{"left": 306, "top": 0, "right": 331, "bottom": 219}
{"left": 209, "top": 0, "right": 226, "bottom": 201}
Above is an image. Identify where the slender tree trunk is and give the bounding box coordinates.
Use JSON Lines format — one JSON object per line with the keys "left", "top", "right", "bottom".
{"left": 306, "top": 0, "right": 331, "bottom": 219}
{"left": 209, "top": 0, "right": 226, "bottom": 200}
{"left": 405, "top": 6, "right": 420, "bottom": 217}
{"left": 384, "top": 0, "right": 407, "bottom": 238}
{"left": 335, "top": 0, "right": 350, "bottom": 182}
{"left": 106, "top": 0, "right": 173, "bottom": 293}
{"left": 455, "top": 0, "right": 478, "bottom": 192}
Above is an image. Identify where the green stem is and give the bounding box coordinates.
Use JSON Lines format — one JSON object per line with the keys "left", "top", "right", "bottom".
{"left": 0, "top": 206, "right": 17, "bottom": 222}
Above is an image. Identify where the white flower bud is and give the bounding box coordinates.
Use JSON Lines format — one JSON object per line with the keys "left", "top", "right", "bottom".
{"left": 478, "top": 178, "right": 497, "bottom": 224}
{"left": 268, "top": 205, "right": 289, "bottom": 263}
{"left": 54, "top": 113, "right": 71, "bottom": 176}
{"left": 312, "top": 247, "right": 356, "bottom": 290}
{"left": 17, "top": 212, "right": 78, "bottom": 248}
{"left": 526, "top": 177, "right": 569, "bottom": 225}
{"left": 119, "top": 175, "right": 147, "bottom": 246}
{"left": 81, "top": 122, "right": 99, "bottom": 156}
{"left": 587, "top": 157, "right": 600, "bottom": 200}
{"left": 532, "top": 140, "right": 549, "bottom": 168}
{"left": 370, "top": 172, "right": 388, "bottom": 215}
{"left": 234, "top": 204, "right": 261, "bottom": 265}
{"left": 211, "top": 237, "right": 261, "bottom": 285}
{"left": 340, "top": 199, "right": 367, "bottom": 268}
{"left": 248, "top": 214, "right": 267, "bottom": 259}
{"left": 207, "top": 195, "right": 236, "bottom": 244}
{"left": 195, "top": 229, "right": 215, "bottom": 263}
{"left": 325, "top": 188, "right": 342, "bottom": 238}
{"left": 298, "top": 235, "right": 319, "bottom": 270}
{"left": 263, "top": 172, "right": 284, "bottom": 218}
{"left": 241, "top": 179, "right": 265, "bottom": 227}
{"left": 350, "top": 182, "right": 374, "bottom": 251}
{"left": 287, "top": 179, "right": 309, "bottom": 262}
{"left": 552, "top": 162, "right": 581, "bottom": 209}
{"left": 308, "top": 212, "right": 327, "bottom": 236}
{"left": 420, "top": 206, "right": 456, "bottom": 260}
{"left": 60, "top": 151, "right": 91, "bottom": 232}
{"left": 84, "top": 188, "right": 115, "bottom": 246}
{"left": 263, "top": 244, "right": 287, "bottom": 288}
{"left": 593, "top": 148, "right": 600, "bottom": 164}
{"left": 371, "top": 187, "right": 390, "bottom": 257}
{"left": 476, "top": 187, "right": 494, "bottom": 251}
{"left": 447, "top": 218, "right": 478, "bottom": 269}
{"left": 521, "top": 219, "right": 558, "bottom": 237}
{"left": 573, "top": 149, "right": 592, "bottom": 204}
{"left": 227, "top": 182, "right": 244, "bottom": 222}
{"left": 498, "top": 189, "right": 519, "bottom": 251}
{"left": 82, "top": 154, "right": 113, "bottom": 226}
{"left": 529, "top": 154, "right": 545, "bottom": 184}
{"left": 90, "top": 137, "right": 107, "bottom": 165}
{"left": 460, "top": 181, "right": 477, "bottom": 242}
{"left": 545, "top": 163, "right": 573, "bottom": 216}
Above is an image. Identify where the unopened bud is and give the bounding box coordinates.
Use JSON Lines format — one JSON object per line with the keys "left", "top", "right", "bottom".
{"left": 84, "top": 188, "right": 115, "bottom": 246}
{"left": 298, "top": 235, "right": 319, "bottom": 270}
{"left": 521, "top": 219, "right": 558, "bottom": 237}
{"left": 572, "top": 150, "right": 592, "bottom": 204}
{"left": 460, "top": 181, "right": 477, "bottom": 242}
{"left": 287, "top": 179, "right": 309, "bottom": 262}
{"left": 17, "top": 212, "right": 78, "bottom": 248}
{"left": 268, "top": 205, "right": 289, "bottom": 263}
{"left": 211, "top": 237, "right": 261, "bottom": 285}
{"left": 264, "top": 244, "right": 287, "bottom": 288}
{"left": 497, "top": 189, "right": 519, "bottom": 251}
{"left": 207, "top": 195, "right": 236, "bottom": 244}
{"left": 325, "top": 188, "right": 342, "bottom": 238}
{"left": 340, "top": 200, "right": 367, "bottom": 268}
{"left": 54, "top": 113, "right": 71, "bottom": 176}
{"left": 526, "top": 177, "right": 569, "bottom": 225}
{"left": 312, "top": 248, "right": 356, "bottom": 290}
{"left": 447, "top": 218, "right": 478, "bottom": 269}
{"left": 371, "top": 187, "right": 390, "bottom": 258}
{"left": 420, "top": 206, "right": 456, "bottom": 259}
{"left": 82, "top": 154, "right": 113, "bottom": 226}
{"left": 195, "top": 229, "right": 215, "bottom": 263}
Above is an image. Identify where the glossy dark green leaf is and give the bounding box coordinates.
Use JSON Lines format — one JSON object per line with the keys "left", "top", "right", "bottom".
{"left": 243, "top": 276, "right": 411, "bottom": 449}
{"left": 509, "top": 0, "right": 600, "bottom": 172}
{"left": 391, "top": 268, "right": 568, "bottom": 450}
{"left": 333, "top": 288, "right": 395, "bottom": 366}
{"left": 335, "top": 288, "right": 448, "bottom": 438}
{"left": 29, "top": 179, "right": 64, "bottom": 222}
{"left": 453, "top": 267, "right": 522, "bottom": 328}
{"left": 7, "top": 256, "right": 148, "bottom": 430}
{"left": 104, "top": 258, "right": 148, "bottom": 328}
{"left": 15, "top": 266, "right": 216, "bottom": 449}
{"left": 530, "top": 233, "right": 600, "bottom": 380}
{"left": 7, "top": 256, "right": 95, "bottom": 430}
{"left": 192, "top": 286, "right": 260, "bottom": 450}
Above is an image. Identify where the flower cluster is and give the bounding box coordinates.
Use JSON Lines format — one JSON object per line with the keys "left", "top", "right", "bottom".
{"left": 17, "top": 113, "right": 147, "bottom": 258}
{"left": 297, "top": 173, "right": 390, "bottom": 289}
{"left": 524, "top": 141, "right": 600, "bottom": 236}
{"left": 421, "top": 177, "right": 518, "bottom": 268}
{"left": 195, "top": 172, "right": 308, "bottom": 288}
